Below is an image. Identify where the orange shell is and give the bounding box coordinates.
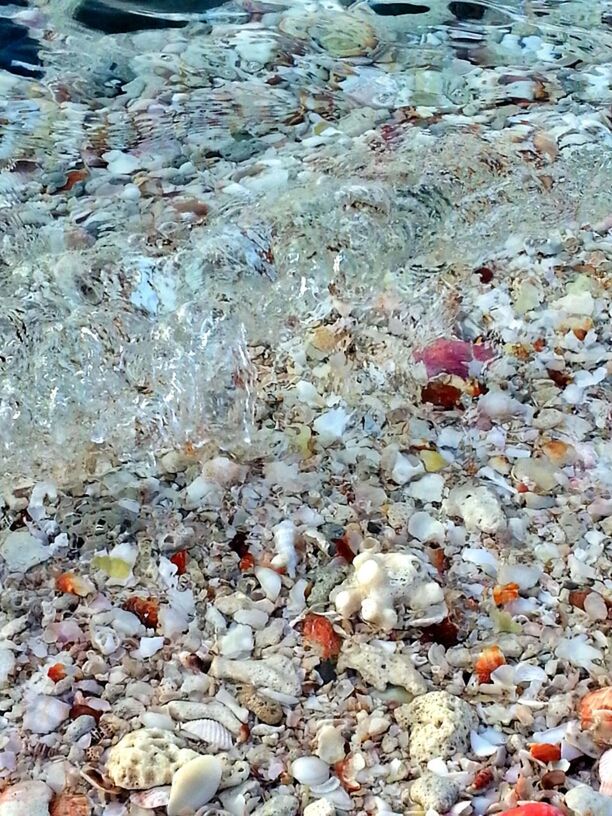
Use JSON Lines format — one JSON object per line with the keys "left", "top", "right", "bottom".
{"left": 123, "top": 596, "right": 159, "bottom": 629}
{"left": 493, "top": 583, "right": 520, "bottom": 605}
{"left": 529, "top": 743, "right": 561, "bottom": 762}
{"left": 47, "top": 663, "right": 67, "bottom": 683}
{"left": 579, "top": 687, "right": 612, "bottom": 746}
{"left": 55, "top": 572, "right": 91, "bottom": 597}
{"left": 475, "top": 645, "right": 506, "bottom": 683}
{"left": 302, "top": 614, "right": 341, "bottom": 660}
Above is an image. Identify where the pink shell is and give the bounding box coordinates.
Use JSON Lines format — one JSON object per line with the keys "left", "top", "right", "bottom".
{"left": 414, "top": 338, "right": 494, "bottom": 378}
{"left": 600, "top": 748, "right": 612, "bottom": 796}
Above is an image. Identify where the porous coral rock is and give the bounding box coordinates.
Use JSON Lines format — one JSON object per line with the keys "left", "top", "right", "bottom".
{"left": 106, "top": 729, "right": 200, "bottom": 789}
{"left": 331, "top": 550, "right": 445, "bottom": 630}
{"left": 395, "top": 691, "right": 477, "bottom": 762}
{"left": 410, "top": 771, "right": 461, "bottom": 813}
{"left": 444, "top": 484, "right": 506, "bottom": 534}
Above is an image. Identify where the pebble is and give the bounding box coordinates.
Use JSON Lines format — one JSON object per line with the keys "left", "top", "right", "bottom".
{"left": 0, "top": 531, "right": 51, "bottom": 573}
{"left": 0, "top": 782, "right": 52, "bottom": 816}
{"left": 410, "top": 771, "right": 461, "bottom": 813}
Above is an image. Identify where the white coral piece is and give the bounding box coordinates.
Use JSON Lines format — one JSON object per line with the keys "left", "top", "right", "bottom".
{"left": 331, "top": 551, "right": 445, "bottom": 631}
{"left": 444, "top": 483, "right": 506, "bottom": 534}
{"left": 106, "top": 729, "right": 200, "bottom": 790}
{"left": 395, "top": 691, "right": 477, "bottom": 763}
{"left": 337, "top": 642, "right": 427, "bottom": 695}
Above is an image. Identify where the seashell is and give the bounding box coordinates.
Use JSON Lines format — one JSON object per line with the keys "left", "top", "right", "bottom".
{"left": 167, "top": 755, "right": 223, "bottom": 816}
{"left": 497, "top": 805, "right": 563, "bottom": 816}
{"left": 309, "top": 13, "right": 379, "bottom": 58}
{"left": 129, "top": 787, "right": 171, "bottom": 809}
{"left": 579, "top": 688, "right": 612, "bottom": 746}
{"left": 408, "top": 512, "right": 444, "bottom": 544}
{"left": 564, "top": 786, "right": 610, "bottom": 816}
{"left": 80, "top": 767, "right": 122, "bottom": 795}
{"left": 529, "top": 743, "right": 561, "bottom": 762}
{"left": 316, "top": 725, "right": 346, "bottom": 765}
{"left": 271, "top": 520, "right": 298, "bottom": 577}
{"left": 237, "top": 686, "right": 283, "bottom": 725}
{"left": 291, "top": 756, "right": 330, "bottom": 786}
{"left": 181, "top": 720, "right": 234, "bottom": 750}
{"left": 254, "top": 567, "right": 282, "bottom": 602}
{"left": 599, "top": 748, "right": 612, "bottom": 796}
{"left": 474, "top": 645, "right": 506, "bottom": 683}
{"left": 49, "top": 794, "right": 91, "bottom": 816}
{"left": 23, "top": 695, "right": 71, "bottom": 734}
{"left": 164, "top": 701, "right": 243, "bottom": 736}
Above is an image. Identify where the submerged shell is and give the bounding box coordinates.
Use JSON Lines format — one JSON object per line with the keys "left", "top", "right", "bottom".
{"left": 280, "top": 12, "right": 378, "bottom": 58}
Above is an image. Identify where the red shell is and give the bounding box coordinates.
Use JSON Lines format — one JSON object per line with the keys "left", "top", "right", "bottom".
{"left": 47, "top": 663, "right": 67, "bottom": 683}
{"left": 501, "top": 805, "right": 563, "bottom": 816}
{"left": 302, "top": 614, "right": 341, "bottom": 659}
{"left": 169, "top": 550, "right": 187, "bottom": 575}
{"left": 529, "top": 743, "right": 561, "bottom": 762}
{"left": 123, "top": 596, "right": 159, "bottom": 629}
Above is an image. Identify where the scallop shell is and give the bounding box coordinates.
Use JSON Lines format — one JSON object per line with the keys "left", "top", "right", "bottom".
{"left": 279, "top": 12, "right": 379, "bottom": 58}
{"left": 181, "top": 719, "right": 234, "bottom": 750}
{"left": 579, "top": 687, "right": 612, "bottom": 746}
{"left": 291, "top": 756, "right": 330, "bottom": 786}
{"left": 129, "top": 787, "right": 171, "bottom": 809}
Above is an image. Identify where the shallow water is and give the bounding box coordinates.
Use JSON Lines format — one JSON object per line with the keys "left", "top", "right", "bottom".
{"left": 0, "top": 0, "right": 611, "bottom": 482}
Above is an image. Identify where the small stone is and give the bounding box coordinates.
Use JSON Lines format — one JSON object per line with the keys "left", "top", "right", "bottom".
{"left": 583, "top": 592, "right": 608, "bottom": 621}
{"left": 410, "top": 771, "right": 460, "bottom": 813}
{"left": 23, "top": 696, "right": 71, "bottom": 734}
{"left": 167, "top": 755, "right": 222, "bottom": 816}
{"left": 316, "top": 724, "right": 345, "bottom": 765}
{"left": 303, "top": 800, "right": 336, "bottom": 816}
{"left": 0, "top": 531, "right": 51, "bottom": 573}
{"left": 565, "top": 784, "right": 611, "bottom": 816}
{"left": 0, "top": 781, "right": 52, "bottom": 816}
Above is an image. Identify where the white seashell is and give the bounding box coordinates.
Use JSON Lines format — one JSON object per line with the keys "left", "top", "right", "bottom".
{"left": 489, "top": 664, "right": 516, "bottom": 688}
{"left": 313, "top": 408, "right": 351, "bottom": 441}
{"left": 311, "top": 777, "right": 340, "bottom": 795}
{"left": 461, "top": 548, "right": 498, "bottom": 576}
{"left": 514, "top": 663, "right": 547, "bottom": 685}
{"left": 532, "top": 724, "right": 568, "bottom": 744}
{"left": 497, "top": 563, "right": 542, "bottom": 590}
{"left": 214, "top": 687, "right": 249, "bottom": 723}
{"left": 316, "top": 725, "right": 346, "bottom": 765}
{"left": 556, "top": 635, "right": 603, "bottom": 671}
{"left": 219, "top": 624, "right": 254, "bottom": 658}
{"left": 320, "top": 785, "right": 354, "bottom": 811}
{"left": 390, "top": 453, "right": 424, "bottom": 485}
{"left": 137, "top": 637, "right": 165, "bottom": 659}
{"left": 181, "top": 719, "right": 234, "bottom": 750}
{"left": 408, "top": 474, "right": 445, "bottom": 503}
{"left": 271, "top": 520, "right": 298, "bottom": 576}
{"left": 23, "top": 695, "right": 71, "bottom": 734}
{"left": 478, "top": 390, "right": 526, "bottom": 419}
{"left": 233, "top": 608, "right": 269, "bottom": 629}
{"left": 408, "top": 512, "right": 444, "bottom": 544}
{"left": 167, "top": 755, "right": 223, "bottom": 816}
{"left": 291, "top": 756, "right": 330, "bottom": 786}
{"left": 0, "top": 781, "right": 53, "bottom": 816}
{"left": 254, "top": 567, "right": 282, "bottom": 602}
{"left": 90, "top": 624, "right": 121, "bottom": 655}
{"left": 470, "top": 731, "right": 498, "bottom": 757}
{"left": 140, "top": 712, "right": 175, "bottom": 731}
{"left": 130, "top": 786, "right": 171, "bottom": 808}
{"left": 0, "top": 649, "right": 16, "bottom": 687}
{"left": 599, "top": 748, "right": 612, "bottom": 796}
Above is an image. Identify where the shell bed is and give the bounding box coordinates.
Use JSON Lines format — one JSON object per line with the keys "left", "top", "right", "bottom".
{"left": 0, "top": 1, "right": 611, "bottom": 816}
